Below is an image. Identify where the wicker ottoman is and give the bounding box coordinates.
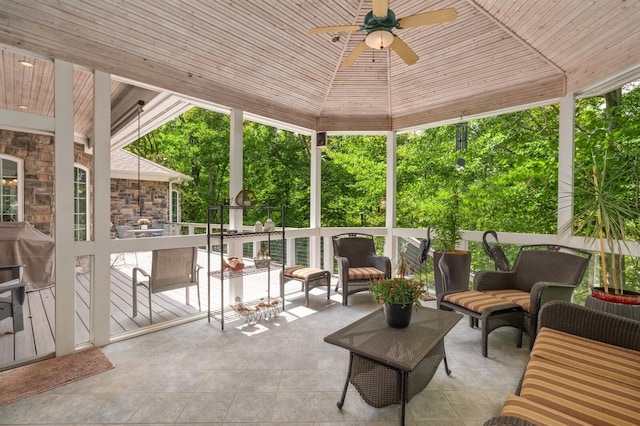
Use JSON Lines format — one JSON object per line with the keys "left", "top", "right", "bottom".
{"left": 280, "top": 266, "right": 331, "bottom": 308}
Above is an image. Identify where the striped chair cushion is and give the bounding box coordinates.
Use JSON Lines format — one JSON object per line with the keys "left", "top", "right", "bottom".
{"left": 483, "top": 289, "right": 531, "bottom": 312}
{"left": 442, "top": 290, "right": 516, "bottom": 313}
{"left": 501, "top": 395, "right": 591, "bottom": 426}
{"left": 532, "top": 327, "right": 640, "bottom": 390}
{"left": 348, "top": 267, "right": 385, "bottom": 281}
{"left": 519, "top": 357, "right": 640, "bottom": 425}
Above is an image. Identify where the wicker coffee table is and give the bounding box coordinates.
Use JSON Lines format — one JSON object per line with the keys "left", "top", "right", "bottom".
{"left": 324, "top": 306, "right": 462, "bottom": 425}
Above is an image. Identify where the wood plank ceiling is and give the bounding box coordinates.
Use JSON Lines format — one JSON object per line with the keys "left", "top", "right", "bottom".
{"left": 0, "top": 0, "right": 639, "bottom": 143}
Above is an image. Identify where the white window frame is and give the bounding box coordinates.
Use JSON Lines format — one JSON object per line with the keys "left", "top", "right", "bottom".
{"left": 171, "top": 188, "right": 179, "bottom": 222}
{"left": 73, "top": 164, "right": 90, "bottom": 241}
{"left": 0, "top": 154, "right": 24, "bottom": 222}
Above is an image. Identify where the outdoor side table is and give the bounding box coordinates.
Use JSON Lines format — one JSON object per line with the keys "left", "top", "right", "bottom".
{"left": 324, "top": 306, "right": 462, "bottom": 425}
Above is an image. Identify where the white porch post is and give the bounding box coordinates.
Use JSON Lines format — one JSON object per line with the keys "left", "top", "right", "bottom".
{"left": 385, "top": 131, "right": 397, "bottom": 267}
{"left": 228, "top": 108, "right": 243, "bottom": 302}
{"left": 558, "top": 93, "right": 576, "bottom": 244}
{"left": 54, "top": 59, "right": 75, "bottom": 355}
{"left": 310, "top": 132, "right": 322, "bottom": 268}
{"left": 92, "top": 70, "right": 111, "bottom": 346}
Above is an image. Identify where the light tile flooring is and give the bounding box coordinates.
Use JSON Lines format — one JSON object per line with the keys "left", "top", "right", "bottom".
{"left": 0, "top": 289, "right": 530, "bottom": 425}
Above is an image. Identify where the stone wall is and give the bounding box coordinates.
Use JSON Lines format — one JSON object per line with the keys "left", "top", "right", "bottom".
{"left": 0, "top": 129, "right": 179, "bottom": 238}
{"left": 0, "top": 130, "right": 55, "bottom": 236}
{"left": 111, "top": 179, "right": 170, "bottom": 227}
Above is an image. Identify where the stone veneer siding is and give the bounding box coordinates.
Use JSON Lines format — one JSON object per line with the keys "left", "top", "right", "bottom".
{"left": 111, "top": 178, "right": 170, "bottom": 227}
{"left": 1, "top": 129, "right": 178, "bottom": 238}
{"left": 0, "top": 130, "right": 56, "bottom": 236}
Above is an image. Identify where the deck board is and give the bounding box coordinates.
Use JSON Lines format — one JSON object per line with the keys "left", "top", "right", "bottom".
{"left": 0, "top": 250, "right": 322, "bottom": 370}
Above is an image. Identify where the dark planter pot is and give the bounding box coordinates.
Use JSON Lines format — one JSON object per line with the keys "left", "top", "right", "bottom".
{"left": 585, "top": 288, "right": 640, "bottom": 321}
{"left": 433, "top": 250, "right": 471, "bottom": 298}
{"left": 383, "top": 303, "right": 413, "bottom": 328}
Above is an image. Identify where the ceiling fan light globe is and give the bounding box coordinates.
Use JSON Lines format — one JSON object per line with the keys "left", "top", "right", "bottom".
{"left": 365, "top": 30, "right": 394, "bottom": 49}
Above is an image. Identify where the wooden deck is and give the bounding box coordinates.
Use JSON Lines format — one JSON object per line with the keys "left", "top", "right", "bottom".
{"left": 0, "top": 250, "right": 292, "bottom": 370}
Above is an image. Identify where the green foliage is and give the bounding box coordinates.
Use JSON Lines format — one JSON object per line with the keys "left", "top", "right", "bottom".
{"left": 321, "top": 135, "right": 387, "bottom": 226}
{"left": 369, "top": 278, "right": 424, "bottom": 308}
{"left": 126, "top": 83, "right": 640, "bottom": 294}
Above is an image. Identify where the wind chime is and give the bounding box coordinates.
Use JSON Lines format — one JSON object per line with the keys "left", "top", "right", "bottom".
{"left": 455, "top": 122, "right": 468, "bottom": 168}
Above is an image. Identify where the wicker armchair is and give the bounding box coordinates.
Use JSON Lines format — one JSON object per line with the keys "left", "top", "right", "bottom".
{"left": 332, "top": 233, "right": 391, "bottom": 305}
{"left": 439, "top": 245, "right": 591, "bottom": 355}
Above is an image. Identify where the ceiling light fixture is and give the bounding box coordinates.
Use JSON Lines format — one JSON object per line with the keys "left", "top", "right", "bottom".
{"left": 18, "top": 60, "right": 34, "bottom": 67}
{"left": 365, "top": 30, "right": 394, "bottom": 50}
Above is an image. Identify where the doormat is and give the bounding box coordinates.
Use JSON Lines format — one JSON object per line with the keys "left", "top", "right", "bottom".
{"left": 0, "top": 347, "right": 114, "bottom": 406}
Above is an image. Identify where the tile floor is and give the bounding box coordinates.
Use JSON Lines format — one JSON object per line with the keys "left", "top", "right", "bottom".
{"left": 0, "top": 289, "right": 530, "bottom": 425}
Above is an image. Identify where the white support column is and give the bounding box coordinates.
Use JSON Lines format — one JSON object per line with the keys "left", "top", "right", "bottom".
{"left": 54, "top": 60, "right": 75, "bottom": 355}
{"left": 310, "top": 132, "right": 322, "bottom": 268}
{"left": 558, "top": 93, "right": 576, "bottom": 244}
{"left": 385, "top": 131, "right": 397, "bottom": 266}
{"left": 92, "top": 70, "right": 111, "bottom": 346}
{"left": 229, "top": 109, "right": 243, "bottom": 301}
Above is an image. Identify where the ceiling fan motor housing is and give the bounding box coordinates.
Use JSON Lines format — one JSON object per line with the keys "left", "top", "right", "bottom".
{"left": 362, "top": 9, "right": 401, "bottom": 33}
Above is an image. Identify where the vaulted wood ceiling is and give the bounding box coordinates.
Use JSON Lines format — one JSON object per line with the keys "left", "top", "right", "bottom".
{"left": 1, "top": 0, "right": 639, "bottom": 145}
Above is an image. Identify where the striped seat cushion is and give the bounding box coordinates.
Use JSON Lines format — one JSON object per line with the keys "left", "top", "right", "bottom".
{"left": 284, "top": 265, "right": 306, "bottom": 275}
{"left": 519, "top": 356, "right": 640, "bottom": 425}
{"left": 285, "top": 267, "right": 326, "bottom": 279}
{"left": 501, "top": 395, "right": 591, "bottom": 426}
{"left": 482, "top": 289, "right": 531, "bottom": 312}
{"left": 442, "top": 290, "right": 516, "bottom": 314}
{"left": 348, "top": 267, "right": 385, "bottom": 281}
{"left": 532, "top": 327, "right": 640, "bottom": 390}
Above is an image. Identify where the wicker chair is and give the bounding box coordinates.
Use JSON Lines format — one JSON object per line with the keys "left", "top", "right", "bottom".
{"left": 438, "top": 245, "right": 591, "bottom": 355}
{"left": 332, "top": 233, "right": 391, "bottom": 305}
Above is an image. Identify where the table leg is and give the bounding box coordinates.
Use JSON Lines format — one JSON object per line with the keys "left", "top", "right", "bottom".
{"left": 444, "top": 350, "right": 451, "bottom": 375}
{"left": 337, "top": 352, "right": 354, "bottom": 409}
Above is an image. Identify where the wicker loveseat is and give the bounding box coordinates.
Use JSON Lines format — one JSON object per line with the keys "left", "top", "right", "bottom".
{"left": 438, "top": 245, "right": 591, "bottom": 356}
{"left": 484, "top": 301, "right": 640, "bottom": 426}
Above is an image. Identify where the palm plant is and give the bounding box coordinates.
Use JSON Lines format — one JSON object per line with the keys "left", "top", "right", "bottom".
{"left": 572, "top": 154, "right": 640, "bottom": 294}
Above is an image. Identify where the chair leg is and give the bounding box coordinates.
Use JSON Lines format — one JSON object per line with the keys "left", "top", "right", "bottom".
{"left": 481, "top": 315, "right": 489, "bottom": 357}
{"left": 132, "top": 273, "right": 138, "bottom": 317}
{"left": 148, "top": 286, "right": 153, "bottom": 324}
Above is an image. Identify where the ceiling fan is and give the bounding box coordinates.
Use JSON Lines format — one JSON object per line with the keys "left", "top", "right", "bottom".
{"left": 309, "top": 0, "right": 456, "bottom": 67}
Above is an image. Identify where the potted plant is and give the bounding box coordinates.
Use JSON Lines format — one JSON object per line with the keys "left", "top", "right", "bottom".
{"left": 571, "top": 154, "right": 640, "bottom": 317}
{"left": 369, "top": 252, "right": 424, "bottom": 328}
{"left": 431, "top": 185, "right": 471, "bottom": 297}
{"left": 137, "top": 218, "right": 151, "bottom": 230}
